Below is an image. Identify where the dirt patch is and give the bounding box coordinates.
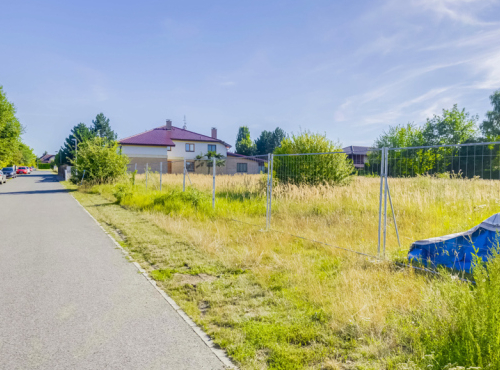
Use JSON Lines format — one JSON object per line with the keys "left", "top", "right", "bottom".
{"left": 173, "top": 273, "right": 217, "bottom": 287}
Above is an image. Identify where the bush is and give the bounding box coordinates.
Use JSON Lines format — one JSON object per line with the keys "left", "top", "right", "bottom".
{"left": 37, "top": 163, "right": 52, "bottom": 169}
{"left": 71, "top": 137, "right": 129, "bottom": 184}
{"left": 273, "top": 131, "right": 354, "bottom": 186}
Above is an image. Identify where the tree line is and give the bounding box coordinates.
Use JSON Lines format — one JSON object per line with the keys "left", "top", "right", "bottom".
{"left": 55, "top": 113, "right": 117, "bottom": 165}
{"left": 370, "top": 89, "right": 500, "bottom": 178}
{"left": 374, "top": 89, "right": 500, "bottom": 148}
{"left": 0, "top": 86, "right": 37, "bottom": 167}
{"left": 56, "top": 113, "right": 129, "bottom": 184}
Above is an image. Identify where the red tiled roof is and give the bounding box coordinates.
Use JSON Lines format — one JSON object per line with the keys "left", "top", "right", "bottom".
{"left": 39, "top": 154, "right": 55, "bottom": 163}
{"left": 119, "top": 126, "right": 231, "bottom": 148}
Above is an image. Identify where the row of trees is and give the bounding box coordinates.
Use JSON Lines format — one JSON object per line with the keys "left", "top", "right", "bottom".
{"left": 0, "top": 86, "right": 37, "bottom": 167}
{"left": 55, "top": 113, "right": 117, "bottom": 165}
{"left": 56, "top": 113, "right": 129, "bottom": 184}
{"left": 370, "top": 89, "right": 500, "bottom": 178}
{"left": 375, "top": 90, "right": 500, "bottom": 148}
{"left": 235, "top": 126, "right": 287, "bottom": 156}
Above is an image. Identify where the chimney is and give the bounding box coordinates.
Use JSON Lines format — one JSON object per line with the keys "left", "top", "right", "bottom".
{"left": 211, "top": 127, "right": 217, "bottom": 139}
{"left": 166, "top": 119, "right": 172, "bottom": 130}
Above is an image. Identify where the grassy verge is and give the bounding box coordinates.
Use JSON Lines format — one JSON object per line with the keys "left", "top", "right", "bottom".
{"left": 64, "top": 175, "right": 500, "bottom": 369}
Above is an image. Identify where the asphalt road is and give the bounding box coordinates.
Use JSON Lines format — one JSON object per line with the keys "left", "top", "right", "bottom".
{"left": 0, "top": 172, "right": 226, "bottom": 370}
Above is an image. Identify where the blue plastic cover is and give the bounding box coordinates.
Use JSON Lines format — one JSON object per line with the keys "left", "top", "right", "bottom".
{"left": 408, "top": 213, "right": 500, "bottom": 271}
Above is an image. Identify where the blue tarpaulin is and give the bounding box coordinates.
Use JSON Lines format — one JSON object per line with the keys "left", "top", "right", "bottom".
{"left": 408, "top": 213, "right": 500, "bottom": 271}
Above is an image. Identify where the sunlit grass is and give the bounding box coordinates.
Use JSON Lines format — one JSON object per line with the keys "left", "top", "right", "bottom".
{"left": 76, "top": 173, "right": 500, "bottom": 369}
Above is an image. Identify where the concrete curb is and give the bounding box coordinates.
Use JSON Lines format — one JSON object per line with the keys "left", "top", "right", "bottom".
{"left": 69, "top": 192, "right": 237, "bottom": 369}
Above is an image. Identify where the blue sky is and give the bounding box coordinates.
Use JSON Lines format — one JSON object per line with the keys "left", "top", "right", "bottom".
{"left": 1, "top": 0, "right": 500, "bottom": 155}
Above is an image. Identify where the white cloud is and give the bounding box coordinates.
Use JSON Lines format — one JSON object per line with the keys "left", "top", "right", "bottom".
{"left": 411, "top": 0, "right": 498, "bottom": 25}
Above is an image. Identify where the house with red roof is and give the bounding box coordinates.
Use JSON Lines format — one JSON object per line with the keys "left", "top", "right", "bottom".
{"left": 119, "top": 120, "right": 232, "bottom": 174}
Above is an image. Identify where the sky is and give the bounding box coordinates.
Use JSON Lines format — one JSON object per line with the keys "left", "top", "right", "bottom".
{"left": 1, "top": 0, "right": 500, "bottom": 156}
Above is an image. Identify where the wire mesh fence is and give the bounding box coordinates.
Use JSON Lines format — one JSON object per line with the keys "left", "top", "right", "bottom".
{"left": 268, "top": 149, "right": 383, "bottom": 256}
{"left": 384, "top": 142, "right": 500, "bottom": 263}
{"left": 124, "top": 143, "right": 500, "bottom": 267}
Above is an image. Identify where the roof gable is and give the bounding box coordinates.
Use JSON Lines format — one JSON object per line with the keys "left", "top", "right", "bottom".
{"left": 119, "top": 125, "right": 231, "bottom": 148}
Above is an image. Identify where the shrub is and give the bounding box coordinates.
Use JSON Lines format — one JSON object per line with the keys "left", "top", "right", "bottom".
{"left": 71, "top": 137, "right": 129, "bottom": 184}
{"left": 273, "top": 131, "right": 354, "bottom": 186}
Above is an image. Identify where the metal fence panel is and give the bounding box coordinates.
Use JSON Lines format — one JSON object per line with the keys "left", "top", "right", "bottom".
{"left": 268, "top": 149, "right": 384, "bottom": 257}
{"left": 384, "top": 142, "right": 500, "bottom": 260}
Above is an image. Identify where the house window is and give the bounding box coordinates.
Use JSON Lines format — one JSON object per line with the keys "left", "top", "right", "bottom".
{"left": 186, "top": 161, "right": 195, "bottom": 172}
{"left": 185, "top": 143, "right": 195, "bottom": 152}
{"left": 208, "top": 144, "right": 216, "bottom": 152}
{"left": 167, "top": 146, "right": 172, "bottom": 151}
{"left": 353, "top": 155, "right": 364, "bottom": 165}
{"left": 237, "top": 163, "right": 247, "bottom": 173}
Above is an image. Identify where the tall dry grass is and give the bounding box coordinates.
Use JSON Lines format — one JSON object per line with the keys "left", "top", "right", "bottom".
{"left": 85, "top": 173, "right": 500, "bottom": 367}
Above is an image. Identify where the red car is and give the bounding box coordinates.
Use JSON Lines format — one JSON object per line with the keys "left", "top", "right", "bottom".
{"left": 17, "top": 166, "right": 29, "bottom": 175}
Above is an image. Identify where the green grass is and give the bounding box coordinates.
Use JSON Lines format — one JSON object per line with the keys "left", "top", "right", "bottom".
{"left": 65, "top": 175, "right": 500, "bottom": 369}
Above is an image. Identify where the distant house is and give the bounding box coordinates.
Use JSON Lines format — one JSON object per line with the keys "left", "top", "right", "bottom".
{"left": 39, "top": 154, "right": 55, "bottom": 163}
{"left": 225, "top": 152, "right": 266, "bottom": 175}
{"left": 342, "top": 146, "right": 370, "bottom": 169}
{"left": 119, "top": 120, "right": 232, "bottom": 174}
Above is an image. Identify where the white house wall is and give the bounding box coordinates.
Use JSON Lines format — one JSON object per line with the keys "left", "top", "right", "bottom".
{"left": 120, "top": 145, "right": 170, "bottom": 158}
{"left": 168, "top": 141, "right": 228, "bottom": 160}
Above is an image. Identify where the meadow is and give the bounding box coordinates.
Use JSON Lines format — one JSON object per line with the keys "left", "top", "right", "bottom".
{"left": 74, "top": 172, "right": 500, "bottom": 369}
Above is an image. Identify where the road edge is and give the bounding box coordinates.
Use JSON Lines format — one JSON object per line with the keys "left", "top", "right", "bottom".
{"left": 68, "top": 192, "right": 237, "bottom": 369}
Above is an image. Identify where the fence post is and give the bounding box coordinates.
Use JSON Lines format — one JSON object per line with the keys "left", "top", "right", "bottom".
{"left": 268, "top": 154, "right": 274, "bottom": 229}
{"left": 266, "top": 153, "right": 271, "bottom": 230}
{"left": 183, "top": 159, "right": 186, "bottom": 192}
{"left": 383, "top": 148, "right": 389, "bottom": 259}
{"left": 160, "top": 162, "right": 162, "bottom": 191}
{"left": 378, "top": 148, "right": 385, "bottom": 258}
{"left": 212, "top": 157, "right": 216, "bottom": 209}
{"left": 80, "top": 170, "right": 86, "bottom": 185}
{"left": 146, "top": 163, "right": 148, "bottom": 190}
{"left": 386, "top": 176, "right": 401, "bottom": 249}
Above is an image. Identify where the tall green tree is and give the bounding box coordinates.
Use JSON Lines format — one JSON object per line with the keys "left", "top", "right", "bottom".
{"left": 15, "top": 143, "right": 37, "bottom": 166}
{"left": 480, "top": 89, "right": 500, "bottom": 139}
{"left": 91, "top": 113, "right": 116, "bottom": 141}
{"left": 0, "top": 86, "right": 24, "bottom": 167}
{"left": 254, "top": 127, "right": 287, "bottom": 155}
{"left": 59, "top": 123, "right": 95, "bottom": 165}
{"left": 235, "top": 126, "right": 256, "bottom": 156}
{"left": 422, "top": 104, "right": 478, "bottom": 145}
{"left": 374, "top": 123, "right": 425, "bottom": 148}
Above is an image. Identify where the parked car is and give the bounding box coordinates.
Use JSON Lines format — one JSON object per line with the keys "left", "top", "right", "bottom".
{"left": 0, "top": 170, "right": 6, "bottom": 184}
{"left": 17, "top": 166, "right": 29, "bottom": 175}
{"left": 1, "top": 167, "right": 16, "bottom": 179}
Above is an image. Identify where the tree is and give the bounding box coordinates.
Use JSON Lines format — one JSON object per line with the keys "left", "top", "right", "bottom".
{"left": 480, "top": 89, "right": 500, "bottom": 139}
{"left": 195, "top": 151, "right": 226, "bottom": 174}
{"left": 72, "top": 136, "right": 129, "bottom": 184}
{"left": 374, "top": 123, "right": 425, "bottom": 149}
{"left": 254, "top": 127, "right": 287, "bottom": 155}
{"left": 273, "top": 131, "right": 354, "bottom": 186}
{"left": 235, "top": 126, "right": 256, "bottom": 156}
{"left": 0, "top": 86, "right": 23, "bottom": 167}
{"left": 91, "top": 113, "right": 117, "bottom": 141}
{"left": 422, "top": 104, "right": 478, "bottom": 146}
{"left": 59, "top": 123, "right": 95, "bottom": 165}
{"left": 15, "top": 143, "right": 37, "bottom": 166}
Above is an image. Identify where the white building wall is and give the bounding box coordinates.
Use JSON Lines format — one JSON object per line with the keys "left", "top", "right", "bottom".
{"left": 168, "top": 141, "right": 228, "bottom": 160}
{"left": 120, "top": 145, "right": 170, "bottom": 158}
{"left": 120, "top": 141, "right": 228, "bottom": 160}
